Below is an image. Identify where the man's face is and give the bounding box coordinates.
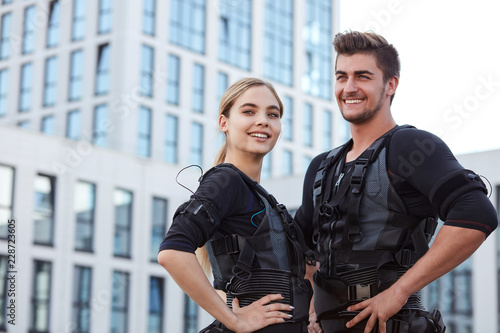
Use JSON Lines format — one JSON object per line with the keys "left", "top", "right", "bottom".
{"left": 335, "top": 53, "right": 396, "bottom": 124}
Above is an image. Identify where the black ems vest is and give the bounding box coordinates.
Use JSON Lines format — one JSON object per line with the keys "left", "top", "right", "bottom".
{"left": 312, "top": 126, "right": 438, "bottom": 320}
{"left": 204, "top": 165, "right": 313, "bottom": 323}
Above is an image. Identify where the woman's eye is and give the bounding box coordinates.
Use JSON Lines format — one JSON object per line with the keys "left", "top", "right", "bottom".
{"left": 243, "top": 110, "right": 254, "bottom": 114}
{"left": 268, "top": 113, "right": 279, "bottom": 118}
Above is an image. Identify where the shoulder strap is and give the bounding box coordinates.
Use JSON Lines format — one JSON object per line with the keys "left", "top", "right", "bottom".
{"left": 341, "top": 125, "right": 414, "bottom": 248}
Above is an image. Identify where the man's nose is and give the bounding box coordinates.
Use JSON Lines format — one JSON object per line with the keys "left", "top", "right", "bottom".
{"left": 344, "top": 78, "right": 358, "bottom": 93}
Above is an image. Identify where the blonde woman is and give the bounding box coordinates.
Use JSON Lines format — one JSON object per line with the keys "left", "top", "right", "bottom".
{"left": 158, "top": 78, "right": 313, "bottom": 333}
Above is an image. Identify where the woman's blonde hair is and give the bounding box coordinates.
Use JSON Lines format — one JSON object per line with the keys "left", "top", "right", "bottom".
{"left": 197, "top": 78, "right": 284, "bottom": 275}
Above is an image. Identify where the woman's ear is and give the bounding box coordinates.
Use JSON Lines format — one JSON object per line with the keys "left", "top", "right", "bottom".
{"left": 219, "top": 114, "right": 229, "bottom": 133}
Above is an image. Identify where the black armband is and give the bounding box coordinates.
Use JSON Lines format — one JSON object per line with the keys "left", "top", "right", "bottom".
{"left": 429, "top": 169, "right": 487, "bottom": 218}
{"left": 174, "top": 198, "right": 218, "bottom": 231}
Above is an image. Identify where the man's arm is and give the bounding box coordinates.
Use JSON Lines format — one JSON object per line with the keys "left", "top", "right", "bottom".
{"left": 345, "top": 225, "right": 485, "bottom": 333}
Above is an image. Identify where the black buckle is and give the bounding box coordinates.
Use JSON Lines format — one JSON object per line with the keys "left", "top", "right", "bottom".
{"left": 351, "top": 158, "right": 369, "bottom": 185}
{"left": 395, "top": 249, "right": 412, "bottom": 268}
{"left": 348, "top": 283, "right": 373, "bottom": 301}
{"left": 387, "top": 318, "right": 409, "bottom": 333}
{"left": 319, "top": 202, "right": 336, "bottom": 218}
{"left": 225, "top": 235, "right": 241, "bottom": 254}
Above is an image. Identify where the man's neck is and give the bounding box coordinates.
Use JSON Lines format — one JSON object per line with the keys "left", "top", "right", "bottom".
{"left": 347, "top": 113, "right": 396, "bottom": 162}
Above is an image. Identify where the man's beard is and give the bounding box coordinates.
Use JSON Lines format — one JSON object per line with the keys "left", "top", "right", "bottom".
{"left": 340, "top": 87, "right": 386, "bottom": 124}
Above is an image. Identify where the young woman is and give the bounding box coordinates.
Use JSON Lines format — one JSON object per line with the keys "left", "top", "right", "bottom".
{"left": 158, "top": 78, "right": 313, "bottom": 333}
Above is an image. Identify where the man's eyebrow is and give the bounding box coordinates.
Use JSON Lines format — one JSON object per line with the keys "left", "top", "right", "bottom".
{"left": 335, "top": 70, "right": 375, "bottom": 76}
{"left": 354, "top": 70, "right": 375, "bottom": 76}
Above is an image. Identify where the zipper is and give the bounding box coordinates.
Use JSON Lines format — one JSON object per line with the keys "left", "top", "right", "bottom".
{"left": 334, "top": 172, "right": 344, "bottom": 194}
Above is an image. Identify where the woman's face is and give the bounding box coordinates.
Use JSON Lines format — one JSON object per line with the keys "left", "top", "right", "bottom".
{"left": 219, "top": 86, "right": 282, "bottom": 158}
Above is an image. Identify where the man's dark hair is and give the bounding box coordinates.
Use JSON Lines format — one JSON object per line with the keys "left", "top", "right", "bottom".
{"left": 333, "top": 31, "right": 401, "bottom": 84}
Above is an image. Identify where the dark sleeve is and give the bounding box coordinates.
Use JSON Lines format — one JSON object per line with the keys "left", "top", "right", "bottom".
{"left": 159, "top": 168, "right": 244, "bottom": 253}
{"left": 294, "top": 152, "right": 329, "bottom": 250}
{"left": 388, "top": 128, "right": 498, "bottom": 237}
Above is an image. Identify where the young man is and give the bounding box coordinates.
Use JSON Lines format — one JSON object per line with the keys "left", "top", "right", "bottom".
{"left": 296, "top": 31, "right": 498, "bottom": 333}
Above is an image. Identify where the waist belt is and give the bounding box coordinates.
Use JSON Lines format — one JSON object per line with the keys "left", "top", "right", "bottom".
{"left": 318, "top": 309, "right": 446, "bottom": 333}
{"left": 225, "top": 268, "right": 312, "bottom": 323}
{"left": 226, "top": 269, "right": 292, "bottom": 308}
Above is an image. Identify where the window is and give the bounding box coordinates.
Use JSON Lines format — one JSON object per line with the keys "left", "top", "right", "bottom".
{"left": 283, "top": 149, "right": 293, "bottom": 176}
{"left": 95, "top": 44, "right": 110, "bottom": 95}
{"left": 34, "top": 174, "right": 56, "bottom": 245}
{"left": 98, "top": 0, "right": 113, "bottom": 34}
{"left": 148, "top": 277, "right": 164, "bottom": 333}
{"left": 303, "top": 0, "right": 332, "bottom": 100}
{"left": 192, "top": 63, "right": 204, "bottom": 113}
{"left": 140, "top": 45, "right": 154, "bottom": 97}
{"left": 143, "top": 0, "right": 156, "bottom": 36}
{"left": 66, "top": 109, "right": 81, "bottom": 140}
{"left": 183, "top": 294, "right": 198, "bottom": 333}
{"left": 43, "top": 56, "right": 58, "bottom": 107}
{"left": 169, "top": 0, "right": 206, "bottom": 54}
{"left": 190, "top": 122, "right": 203, "bottom": 166}
{"left": 264, "top": 0, "right": 293, "bottom": 85}
{"left": 165, "top": 114, "right": 178, "bottom": 164}
{"left": 0, "top": 68, "right": 8, "bottom": 116}
{"left": 93, "top": 104, "right": 108, "bottom": 147}
{"left": 31, "top": 260, "right": 52, "bottom": 332}
{"left": 73, "top": 266, "right": 91, "bottom": 333}
{"left": 0, "top": 257, "right": 7, "bottom": 331}
{"left": 69, "top": 50, "right": 84, "bottom": 101}
{"left": 41, "top": 115, "right": 55, "bottom": 135}
{"left": 166, "top": 54, "right": 180, "bottom": 105}
{"left": 111, "top": 271, "right": 129, "bottom": 333}
{"left": 0, "top": 13, "right": 12, "bottom": 60}
{"left": 262, "top": 153, "right": 272, "bottom": 180}
{"left": 72, "top": 0, "right": 86, "bottom": 41}
{"left": 323, "top": 109, "right": 332, "bottom": 150}
{"left": 304, "top": 103, "right": 313, "bottom": 147}
{"left": 137, "top": 106, "right": 152, "bottom": 157}
{"left": 218, "top": 0, "right": 251, "bottom": 70}
{"left": 46, "top": 1, "right": 61, "bottom": 48}
{"left": 23, "top": 6, "right": 36, "bottom": 54}
{"left": 282, "top": 96, "right": 293, "bottom": 141}
{"left": 150, "top": 198, "right": 167, "bottom": 261}
{"left": 18, "top": 120, "right": 30, "bottom": 128}
{"left": 217, "top": 72, "right": 228, "bottom": 104}
{"left": 114, "top": 189, "right": 133, "bottom": 258}
{"left": 19, "top": 62, "right": 33, "bottom": 112}
{"left": 0, "top": 165, "right": 14, "bottom": 238}
{"left": 74, "top": 181, "right": 95, "bottom": 251}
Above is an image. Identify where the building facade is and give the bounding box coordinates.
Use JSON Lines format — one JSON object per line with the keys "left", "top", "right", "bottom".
{"left": 0, "top": 0, "right": 344, "bottom": 332}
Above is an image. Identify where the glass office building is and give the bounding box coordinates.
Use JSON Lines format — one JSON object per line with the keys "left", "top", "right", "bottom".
{"left": 0, "top": 1, "right": 342, "bottom": 332}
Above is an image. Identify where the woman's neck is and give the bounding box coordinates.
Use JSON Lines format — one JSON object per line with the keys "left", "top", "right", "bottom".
{"left": 224, "top": 152, "right": 263, "bottom": 183}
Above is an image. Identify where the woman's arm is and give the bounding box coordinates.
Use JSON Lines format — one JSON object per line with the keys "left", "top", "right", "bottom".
{"left": 158, "top": 249, "right": 292, "bottom": 333}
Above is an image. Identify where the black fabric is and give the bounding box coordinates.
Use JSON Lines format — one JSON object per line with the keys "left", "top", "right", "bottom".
{"left": 160, "top": 164, "right": 270, "bottom": 253}
{"left": 295, "top": 127, "right": 498, "bottom": 243}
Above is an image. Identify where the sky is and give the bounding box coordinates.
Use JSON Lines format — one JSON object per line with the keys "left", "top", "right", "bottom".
{"left": 339, "top": 0, "right": 500, "bottom": 155}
